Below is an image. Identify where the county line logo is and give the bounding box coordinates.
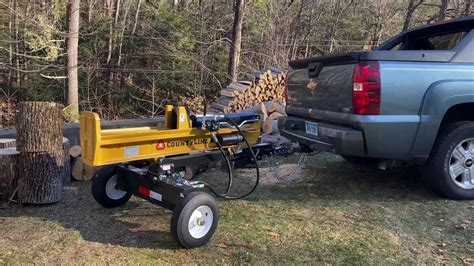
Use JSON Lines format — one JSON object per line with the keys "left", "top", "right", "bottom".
{"left": 167, "top": 138, "right": 210, "bottom": 147}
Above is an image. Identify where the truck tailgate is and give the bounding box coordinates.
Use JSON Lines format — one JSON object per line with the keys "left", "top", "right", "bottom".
{"left": 287, "top": 53, "right": 359, "bottom": 114}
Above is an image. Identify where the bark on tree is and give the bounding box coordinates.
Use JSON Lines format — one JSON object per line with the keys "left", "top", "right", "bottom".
{"left": 464, "top": 0, "right": 472, "bottom": 16}
{"left": 438, "top": 0, "right": 448, "bottom": 21}
{"left": 403, "top": 0, "right": 424, "bottom": 32}
{"left": 18, "top": 151, "right": 64, "bottom": 204}
{"left": 227, "top": 0, "right": 245, "bottom": 82}
{"left": 0, "top": 148, "right": 19, "bottom": 202}
{"left": 15, "top": 102, "right": 64, "bottom": 152}
{"left": 66, "top": 0, "right": 80, "bottom": 120}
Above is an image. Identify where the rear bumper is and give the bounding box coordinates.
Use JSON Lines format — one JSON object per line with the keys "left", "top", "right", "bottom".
{"left": 278, "top": 113, "right": 421, "bottom": 160}
{"left": 278, "top": 116, "right": 365, "bottom": 157}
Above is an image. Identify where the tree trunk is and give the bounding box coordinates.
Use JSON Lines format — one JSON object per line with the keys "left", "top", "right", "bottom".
{"left": 0, "top": 148, "right": 19, "bottom": 202}
{"left": 438, "top": 0, "right": 448, "bottom": 21}
{"left": 15, "top": 102, "right": 64, "bottom": 152}
{"left": 227, "top": 0, "right": 245, "bottom": 82}
{"left": 464, "top": 0, "right": 472, "bottom": 16}
{"left": 18, "top": 151, "right": 64, "bottom": 204}
{"left": 66, "top": 0, "right": 80, "bottom": 120}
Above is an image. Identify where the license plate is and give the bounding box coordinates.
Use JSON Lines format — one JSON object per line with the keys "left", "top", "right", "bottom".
{"left": 305, "top": 121, "right": 318, "bottom": 136}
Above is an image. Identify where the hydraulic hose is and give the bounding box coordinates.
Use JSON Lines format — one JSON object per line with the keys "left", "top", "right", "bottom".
{"left": 201, "top": 116, "right": 260, "bottom": 200}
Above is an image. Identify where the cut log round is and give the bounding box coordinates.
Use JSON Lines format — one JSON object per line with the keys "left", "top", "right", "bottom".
{"left": 18, "top": 150, "right": 65, "bottom": 204}
{"left": 72, "top": 157, "right": 96, "bottom": 181}
{"left": 63, "top": 138, "right": 71, "bottom": 185}
{"left": 0, "top": 139, "right": 16, "bottom": 149}
{"left": 16, "top": 102, "right": 64, "bottom": 152}
{"left": 0, "top": 148, "right": 19, "bottom": 202}
{"left": 69, "top": 145, "right": 82, "bottom": 158}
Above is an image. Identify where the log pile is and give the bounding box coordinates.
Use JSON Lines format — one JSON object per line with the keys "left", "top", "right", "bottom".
{"left": 15, "top": 102, "right": 65, "bottom": 204}
{"left": 178, "top": 95, "right": 207, "bottom": 114}
{"left": 212, "top": 69, "right": 286, "bottom": 114}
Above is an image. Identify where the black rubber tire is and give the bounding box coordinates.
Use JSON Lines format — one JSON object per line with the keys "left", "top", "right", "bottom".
{"left": 424, "top": 121, "right": 474, "bottom": 200}
{"left": 91, "top": 165, "right": 132, "bottom": 208}
{"left": 170, "top": 192, "right": 219, "bottom": 248}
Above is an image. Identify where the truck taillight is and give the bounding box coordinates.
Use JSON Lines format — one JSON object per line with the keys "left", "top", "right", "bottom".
{"left": 352, "top": 61, "right": 381, "bottom": 115}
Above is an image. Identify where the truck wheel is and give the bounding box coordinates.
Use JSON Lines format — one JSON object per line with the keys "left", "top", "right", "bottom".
{"left": 92, "top": 165, "right": 132, "bottom": 208}
{"left": 171, "top": 192, "right": 219, "bottom": 248}
{"left": 425, "top": 121, "right": 474, "bottom": 200}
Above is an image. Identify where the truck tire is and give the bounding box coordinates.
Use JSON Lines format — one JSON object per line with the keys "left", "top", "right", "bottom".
{"left": 92, "top": 165, "right": 132, "bottom": 208}
{"left": 424, "top": 121, "right": 474, "bottom": 200}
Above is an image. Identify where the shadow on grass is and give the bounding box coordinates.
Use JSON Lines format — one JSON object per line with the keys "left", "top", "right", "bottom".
{"left": 0, "top": 183, "right": 179, "bottom": 250}
{"left": 0, "top": 153, "right": 443, "bottom": 251}
{"left": 200, "top": 153, "right": 442, "bottom": 203}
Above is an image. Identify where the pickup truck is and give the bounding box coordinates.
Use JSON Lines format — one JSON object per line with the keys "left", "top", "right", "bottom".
{"left": 278, "top": 16, "right": 474, "bottom": 200}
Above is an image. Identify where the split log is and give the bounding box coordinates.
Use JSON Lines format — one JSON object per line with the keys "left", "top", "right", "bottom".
{"left": 237, "top": 80, "right": 252, "bottom": 86}
{"left": 0, "top": 139, "right": 16, "bottom": 149}
{"left": 72, "top": 157, "right": 96, "bottom": 181}
{"left": 262, "top": 119, "right": 279, "bottom": 135}
{"left": 269, "top": 112, "right": 284, "bottom": 120}
{"left": 221, "top": 89, "right": 237, "bottom": 97}
{"left": 211, "top": 102, "right": 229, "bottom": 113}
{"left": 217, "top": 96, "right": 234, "bottom": 106}
{"left": 18, "top": 151, "right": 65, "bottom": 204}
{"left": 69, "top": 145, "right": 81, "bottom": 158}
{"left": 63, "top": 138, "right": 71, "bottom": 185}
{"left": 227, "top": 82, "right": 248, "bottom": 93}
{"left": 0, "top": 148, "right": 19, "bottom": 202}
{"left": 269, "top": 100, "right": 286, "bottom": 115}
{"left": 15, "top": 102, "right": 64, "bottom": 152}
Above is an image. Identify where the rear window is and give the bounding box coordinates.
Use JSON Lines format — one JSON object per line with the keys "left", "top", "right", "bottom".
{"left": 426, "top": 31, "right": 467, "bottom": 50}
{"left": 387, "top": 30, "right": 469, "bottom": 51}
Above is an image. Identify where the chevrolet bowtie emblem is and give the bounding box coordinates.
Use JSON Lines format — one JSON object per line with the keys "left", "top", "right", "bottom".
{"left": 307, "top": 80, "right": 318, "bottom": 92}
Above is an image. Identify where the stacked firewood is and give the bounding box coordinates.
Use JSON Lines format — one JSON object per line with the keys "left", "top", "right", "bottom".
{"left": 178, "top": 95, "right": 207, "bottom": 114}
{"left": 211, "top": 69, "right": 286, "bottom": 114}
{"left": 248, "top": 100, "right": 286, "bottom": 135}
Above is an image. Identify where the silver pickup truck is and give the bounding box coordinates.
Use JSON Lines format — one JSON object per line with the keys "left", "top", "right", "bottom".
{"left": 278, "top": 16, "right": 474, "bottom": 200}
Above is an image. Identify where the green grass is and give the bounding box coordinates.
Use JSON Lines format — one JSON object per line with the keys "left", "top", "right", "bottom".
{"left": 1, "top": 153, "right": 473, "bottom": 264}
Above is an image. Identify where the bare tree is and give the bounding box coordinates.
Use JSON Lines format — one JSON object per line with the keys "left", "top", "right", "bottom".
{"left": 66, "top": 0, "right": 80, "bottom": 120}
{"left": 403, "top": 0, "right": 424, "bottom": 32}
{"left": 437, "top": 0, "right": 449, "bottom": 21}
{"left": 464, "top": 0, "right": 472, "bottom": 16}
{"left": 227, "top": 0, "right": 245, "bottom": 82}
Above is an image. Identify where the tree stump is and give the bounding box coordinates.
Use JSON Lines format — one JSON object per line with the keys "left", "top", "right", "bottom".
{"left": 18, "top": 151, "right": 64, "bottom": 204}
{"left": 63, "top": 138, "right": 71, "bottom": 185}
{"left": 15, "top": 102, "right": 65, "bottom": 204}
{"left": 16, "top": 102, "right": 63, "bottom": 152}
{"left": 0, "top": 148, "right": 19, "bottom": 202}
{"left": 0, "top": 139, "right": 16, "bottom": 149}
